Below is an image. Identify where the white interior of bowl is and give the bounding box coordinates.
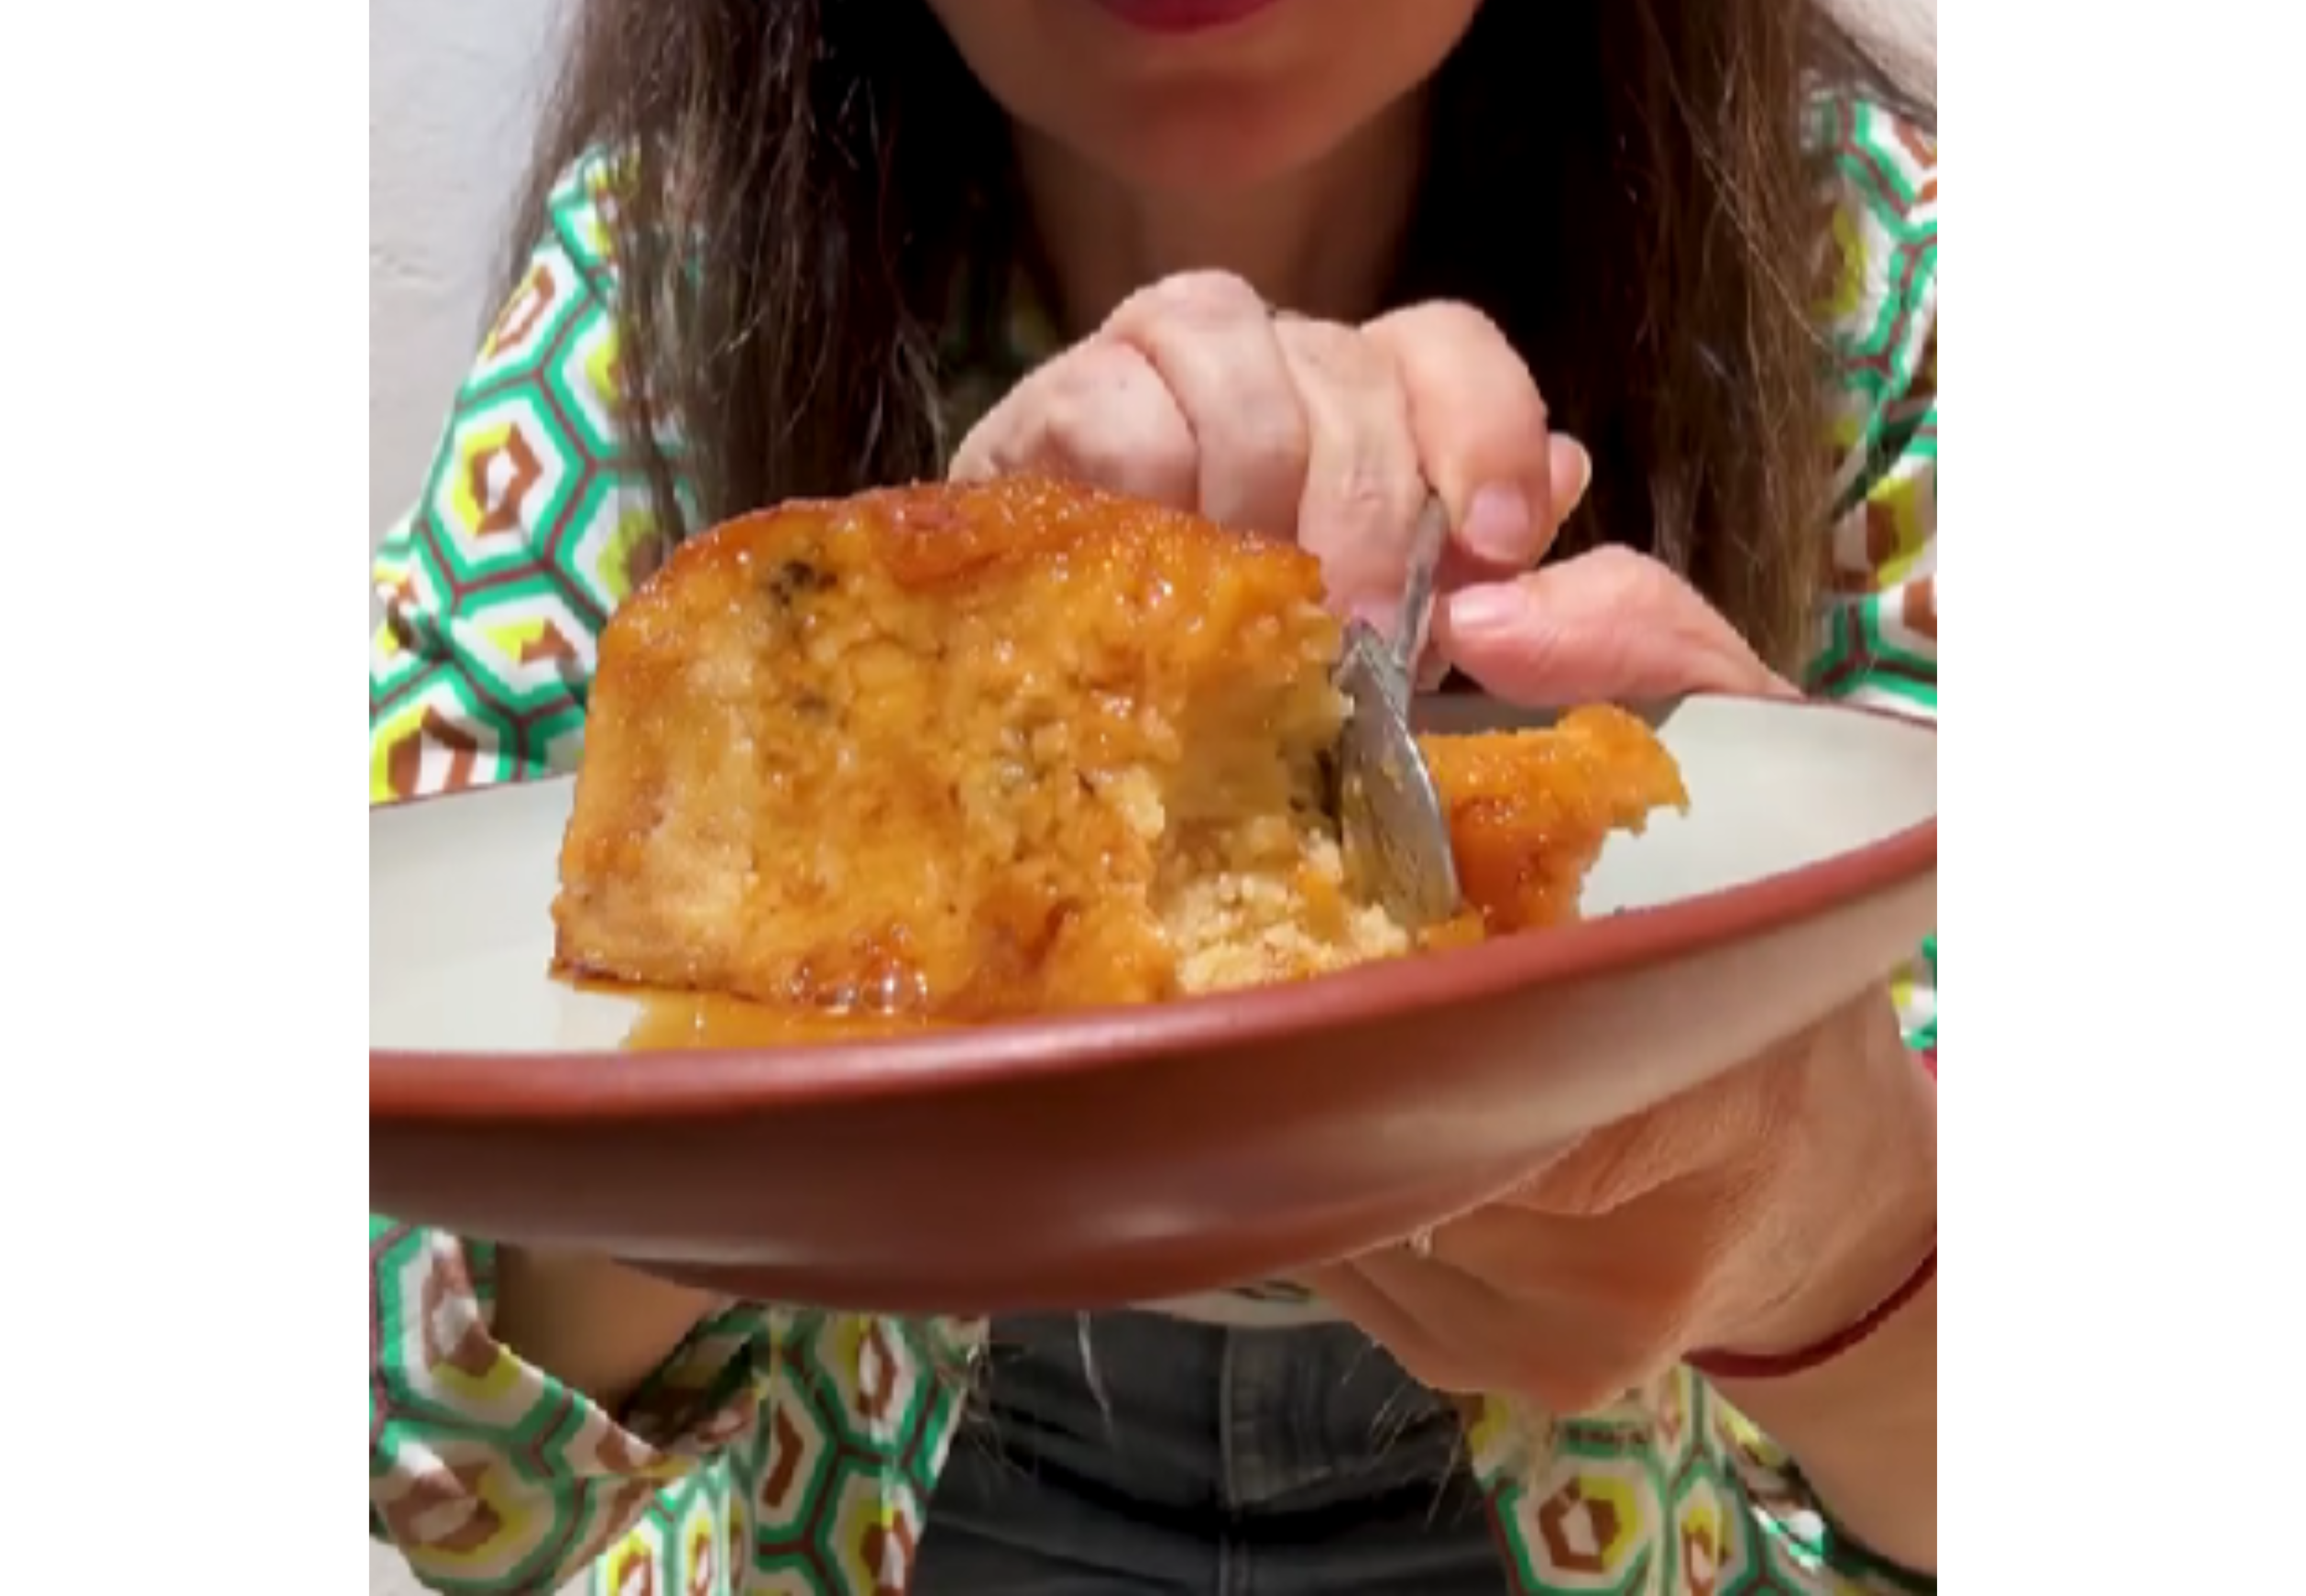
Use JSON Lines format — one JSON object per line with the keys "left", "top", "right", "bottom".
{"left": 1413, "top": 695, "right": 1936, "bottom": 916}
{"left": 370, "top": 695, "right": 1935, "bottom": 1054}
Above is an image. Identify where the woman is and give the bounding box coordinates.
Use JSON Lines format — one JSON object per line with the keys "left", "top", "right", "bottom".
{"left": 367, "top": 2, "right": 1938, "bottom": 1592}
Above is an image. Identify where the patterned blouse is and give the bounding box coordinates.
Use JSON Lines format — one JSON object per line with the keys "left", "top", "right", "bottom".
{"left": 368, "top": 98, "right": 1938, "bottom": 1596}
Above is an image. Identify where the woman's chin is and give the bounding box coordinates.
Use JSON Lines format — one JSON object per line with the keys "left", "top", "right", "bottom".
{"left": 1029, "top": 95, "right": 1357, "bottom": 200}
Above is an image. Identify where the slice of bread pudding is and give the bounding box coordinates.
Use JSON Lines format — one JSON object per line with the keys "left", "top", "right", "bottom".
{"left": 550, "top": 476, "right": 1685, "bottom": 1020}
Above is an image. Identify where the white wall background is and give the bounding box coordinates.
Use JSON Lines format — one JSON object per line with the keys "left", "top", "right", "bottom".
{"left": 369, "top": 0, "right": 570, "bottom": 554}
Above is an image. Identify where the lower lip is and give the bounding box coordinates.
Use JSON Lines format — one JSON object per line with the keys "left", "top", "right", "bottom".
{"left": 1089, "top": 0, "right": 1284, "bottom": 35}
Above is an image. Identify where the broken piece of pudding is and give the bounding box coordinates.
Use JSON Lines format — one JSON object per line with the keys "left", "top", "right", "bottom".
{"left": 550, "top": 476, "right": 1686, "bottom": 1020}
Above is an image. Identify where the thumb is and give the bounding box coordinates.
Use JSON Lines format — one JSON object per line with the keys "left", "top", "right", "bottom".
{"left": 1434, "top": 549, "right": 1792, "bottom": 706}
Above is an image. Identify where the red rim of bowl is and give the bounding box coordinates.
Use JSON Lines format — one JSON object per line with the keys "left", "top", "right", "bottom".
{"left": 370, "top": 693, "right": 1936, "bottom": 1122}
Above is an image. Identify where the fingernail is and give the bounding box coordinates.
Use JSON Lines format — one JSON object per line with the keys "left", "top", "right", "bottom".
{"left": 1460, "top": 485, "right": 1533, "bottom": 565}
{"left": 1445, "top": 583, "right": 1525, "bottom": 639}
{"left": 1550, "top": 437, "right": 1593, "bottom": 518}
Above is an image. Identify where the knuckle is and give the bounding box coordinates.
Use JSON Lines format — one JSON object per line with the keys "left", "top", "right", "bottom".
{"left": 1326, "top": 460, "right": 1397, "bottom": 525}
{"left": 1126, "top": 434, "right": 1202, "bottom": 498}
{"left": 1241, "top": 405, "right": 1311, "bottom": 472}
{"left": 1031, "top": 348, "right": 1199, "bottom": 497}
{"left": 1047, "top": 424, "right": 1149, "bottom": 492}
{"left": 1375, "top": 296, "right": 1507, "bottom": 355}
{"left": 1044, "top": 338, "right": 1146, "bottom": 399}
{"left": 1583, "top": 544, "right": 1670, "bottom": 603}
{"left": 1420, "top": 296, "right": 1510, "bottom": 346}
{"left": 1377, "top": 299, "right": 1549, "bottom": 428}
{"left": 1501, "top": 384, "right": 1550, "bottom": 440}
{"left": 1277, "top": 315, "right": 1377, "bottom": 379}
{"left": 1034, "top": 347, "right": 1148, "bottom": 444}
{"left": 1158, "top": 267, "right": 1268, "bottom": 319}
{"left": 1115, "top": 268, "right": 1267, "bottom": 333}
{"left": 1311, "top": 466, "right": 1418, "bottom": 568}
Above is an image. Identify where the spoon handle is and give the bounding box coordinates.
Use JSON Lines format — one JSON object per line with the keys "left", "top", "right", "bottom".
{"left": 1392, "top": 494, "right": 1450, "bottom": 683}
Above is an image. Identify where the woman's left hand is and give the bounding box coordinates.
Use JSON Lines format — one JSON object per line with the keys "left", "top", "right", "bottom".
{"left": 1299, "top": 993, "right": 1935, "bottom": 1416}
{"left": 1306, "top": 550, "right": 1937, "bottom": 1416}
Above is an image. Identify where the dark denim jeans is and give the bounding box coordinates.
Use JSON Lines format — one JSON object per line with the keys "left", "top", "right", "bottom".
{"left": 915, "top": 1312, "right": 1509, "bottom": 1595}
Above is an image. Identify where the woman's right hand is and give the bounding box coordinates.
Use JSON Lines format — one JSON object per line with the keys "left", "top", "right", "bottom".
{"left": 947, "top": 270, "right": 1592, "bottom": 647}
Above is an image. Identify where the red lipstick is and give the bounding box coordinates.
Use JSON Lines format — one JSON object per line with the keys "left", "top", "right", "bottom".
{"left": 1089, "top": 0, "right": 1285, "bottom": 36}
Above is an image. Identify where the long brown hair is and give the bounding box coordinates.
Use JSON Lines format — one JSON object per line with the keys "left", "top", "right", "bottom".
{"left": 504, "top": 0, "right": 1925, "bottom": 673}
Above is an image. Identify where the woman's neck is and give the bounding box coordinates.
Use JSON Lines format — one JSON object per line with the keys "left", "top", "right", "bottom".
{"left": 1014, "top": 98, "right": 1429, "bottom": 336}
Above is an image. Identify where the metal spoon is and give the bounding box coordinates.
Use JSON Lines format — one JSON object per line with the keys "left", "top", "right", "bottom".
{"left": 1329, "top": 494, "right": 1462, "bottom": 930}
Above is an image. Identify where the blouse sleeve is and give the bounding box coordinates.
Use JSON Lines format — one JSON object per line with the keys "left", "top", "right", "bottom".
{"left": 1809, "top": 96, "right": 1938, "bottom": 1064}
{"left": 367, "top": 155, "right": 781, "bottom": 1594}
{"left": 368, "top": 151, "right": 669, "bottom": 802}
{"left": 368, "top": 1223, "right": 785, "bottom": 1592}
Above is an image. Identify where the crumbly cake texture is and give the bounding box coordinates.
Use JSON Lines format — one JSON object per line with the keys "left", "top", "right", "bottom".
{"left": 550, "top": 476, "right": 1686, "bottom": 1019}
